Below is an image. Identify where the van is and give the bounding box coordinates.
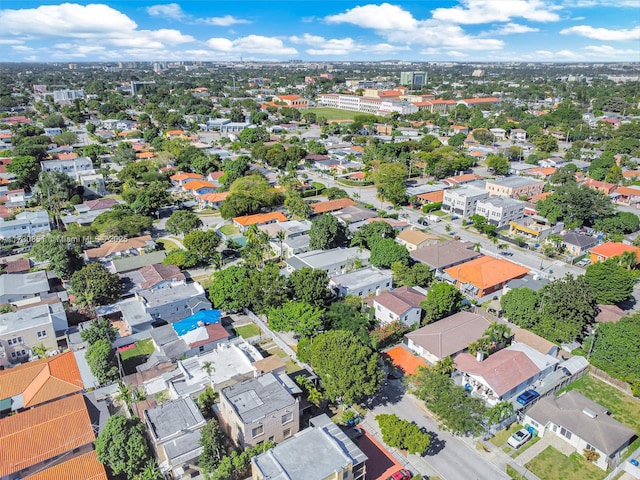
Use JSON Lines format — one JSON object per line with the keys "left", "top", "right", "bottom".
{"left": 427, "top": 214, "right": 441, "bottom": 223}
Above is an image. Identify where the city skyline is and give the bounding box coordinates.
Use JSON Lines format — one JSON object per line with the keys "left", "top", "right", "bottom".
{"left": 0, "top": 0, "right": 638, "bottom": 63}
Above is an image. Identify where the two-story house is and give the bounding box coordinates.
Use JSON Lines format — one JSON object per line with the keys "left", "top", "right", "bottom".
{"left": 372, "top": 286, "right": 425, "bottom": 327}
{"left": 330, "top": 266, "right": 393, "bottom": 298}
{"left": 219, "top": 372, "right": 300, "bottom": 448}
{"left": 286, "top": 247, "right": 370, "bottom": 276}
{"left": 0, "top": 271, "right": 51, "bottom": 304}
{"left": 0, "top": 210, "right": 50, "bottom": 241}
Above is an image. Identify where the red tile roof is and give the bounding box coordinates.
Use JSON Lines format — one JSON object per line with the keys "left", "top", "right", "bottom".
{"left": 310, "top": 198, "right": 356, "bottom": 214}
{"left": 170, "top": 172, "right": 204, "bottom": 182}
{"left": 416, "top": 190, "right": 444, "bottom": 203}
{"left": 590, "top": 242, "right": 640, "bottom": 261}
{"left": 84, "top": 234, "right": 153, "bottom": 259}
{"left": 24, "top": 451, "right": 107, "bottom": 480}
{"left": 0, "top": 394, "right": 95, "bottom": 477}
{"left": 182, "top": 180, "right": 215, "bottom": 191}
{"left": 233, "top": 211, "right": 287, "bottom": 226}
{"left": 444, "top": 256, "right": 528, "bottom": 294}
{"left": 197, "top": 191, "right": 229, "bottom": 203}
{"left": 0, "top": 351, "right": 84, "bottom": 408}
{"left": 383, "top": 345, "right": 428, "bottom": 376}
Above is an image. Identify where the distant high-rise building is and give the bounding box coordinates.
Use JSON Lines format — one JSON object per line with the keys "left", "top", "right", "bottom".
{"left": 400, "top": 71, "right": 428, "bottom": 88}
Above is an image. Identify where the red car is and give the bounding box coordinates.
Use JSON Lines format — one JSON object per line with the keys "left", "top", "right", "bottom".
{"left": 388, "top": 468, "right": 412, "bottom": 480}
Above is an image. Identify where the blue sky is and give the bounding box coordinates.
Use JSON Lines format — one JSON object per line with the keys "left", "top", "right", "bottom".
{"left": 0, "top": 1, "right": 638, "bottom": 62}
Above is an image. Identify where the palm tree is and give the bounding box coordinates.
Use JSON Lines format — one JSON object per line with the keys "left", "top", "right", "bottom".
{"left": 202, "top": 361, "right": 215, "bottom": 386}
{"left": 487, "top": 400, "right": 515, "bottom": 425}
{"left": 617, "top": 251, "right": 638, "bottom": 270}
{"left": 434, "top": 356, "right": 456, "bottom": 376}
{"left": 210, "top": 252, "right": 223, "bottom": 271}
{"left": 139, "top": 459, "right": 162, "bottom": 480}
{"left": 497, "top": 243, "right": 509, "bottom": 252}
{"left": 276, "top": 230, "right": 286, "bottom": 259}
{"left": 484, "top": 323, "right": 512, "bottom": 351}
{"left": 472, "top": 242, "right": 482, "bottom": 252}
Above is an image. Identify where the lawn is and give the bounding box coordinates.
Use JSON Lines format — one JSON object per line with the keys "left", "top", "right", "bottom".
{"left": 491, "top": 423, "right": 522, "bottom": 447}
{"left": 157, "top": 238, "right": 180, "bottom": 252}
{"left": 305, "top": 107, "right": 359, "bottom": 121}
{"left": 120, "top": 338, "right": 155, "bottom": 375}
{"left": 510, "top": 436, "right": 540, "bottom": 458}
{"left": 562, "top": 375, "right": 640, "bottom": 432}
{"left": 525, "top": 446, "right": 605, "bottom": 480}
{"left": 218, "top": 224, "right": 239, "bottom": 236}
{"left": 235, "top": 323, "right": 261, "bottom": 339}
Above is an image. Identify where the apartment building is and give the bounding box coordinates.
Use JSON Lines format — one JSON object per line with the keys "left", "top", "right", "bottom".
{"left": 485, "top": 177, "right": 545, "bottom": 200}
{"left": 475, "top": 197, "right": 525, "bottom": 227}
{"left": 442, "top": 185, "right": 489, "bottom": 217}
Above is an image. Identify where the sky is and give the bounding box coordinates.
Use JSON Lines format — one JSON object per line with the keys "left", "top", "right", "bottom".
{"left": 0, "top": 1, "right": 638, "bottom": 63}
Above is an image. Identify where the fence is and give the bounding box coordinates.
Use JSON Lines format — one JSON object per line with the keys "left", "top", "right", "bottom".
{"left": 589, "top": 366, "right": 633, "bottom": 396}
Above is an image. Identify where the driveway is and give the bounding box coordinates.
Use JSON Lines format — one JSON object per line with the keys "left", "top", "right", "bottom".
{"left": 365, "top": 379, "right": 510, "bottom": 480}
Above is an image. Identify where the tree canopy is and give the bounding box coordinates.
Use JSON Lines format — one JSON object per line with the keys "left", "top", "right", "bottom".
{"left": 371, "top": 162, "right": 407, "bottom": 206}
{"left": 309, "top": 213, "right": 350, "bottom": 250}
{"left": 70, "top": 263, "right": 121, "bottom": 307}
{"left": 267, "top": 301, "right": 324, "bottom": 338}
{"left": 584, "top": 259, "right": 635, "bottom": 304}
{"left": 92, "top": 205, "right": 152, "bottom": 238}
{"left": 369, "top": 238, "right": 410, "bottom": 268}
{"left": 209, "top": 265, "right": 251, "bottom": 312}
{"left": 421, "top": 282, "right": 463, "bottom": 324}
{"left": 308, "top": 330, "right": 382, "bottom": 405}
{"left": 376, "top": 413, "right": 431, "bottom": 454}
{"left": 165, "top": 209, "right": 203, "bottom": 236}
{"left": 30, "top": 232, "right": 83, "bottom": 279}
{"left": 95, "top": 415, "right": 152, "bottom": 479}
{"left": 391, "top": 261, "right": 434, "bottom": 288}
{"left": 287, "top": 267, "right": 333, "bottom": 307}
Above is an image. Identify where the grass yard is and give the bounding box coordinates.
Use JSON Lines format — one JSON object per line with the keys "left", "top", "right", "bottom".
{"left": 305, "top": 107, "right": 359, "bottom": 121}
{"left": 491, "top": 423, "right": 522, "bottom": 447}
{"left": 525, "top": 446, "right": 604, "bottom": 480}
{"left": 285, "top": 360, "right": 299, "bottom": 373}
{"left": 218, "top": 224, "right": 239, "bottom": 236}
{"left": 157, "top": 238, "right": 180, "bottom": 252}
{"left": 510, "top": 436, "right": 540, "bottom": 458}
{"left": 120, "top": 338, "right": 155, "bottom": 375}
{"left": 235, "top": 323, "right": 261, "bottom": 339}
{"left": 562, "top": 374, "right": 640, "bottom": 432}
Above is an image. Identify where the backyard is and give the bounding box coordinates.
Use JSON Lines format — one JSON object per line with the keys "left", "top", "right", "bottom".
{"left": 235, "top": 323, "right": 261, "bottom": 339}
{"left": 218, "top": 224, "right": 239, "bottom": 236}
{"left": 525, "top": 446, "right": 605, "bottom": 480}
{"left": 120, "top": 338, "right": 155, "bottom": 374}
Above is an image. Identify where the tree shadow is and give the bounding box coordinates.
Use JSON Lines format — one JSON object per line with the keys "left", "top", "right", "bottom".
{"left": 424, "top": 431, "right": 447, "bottom": 456}
{"left": 366, "top": 379, "right": 406, "bottom": 407}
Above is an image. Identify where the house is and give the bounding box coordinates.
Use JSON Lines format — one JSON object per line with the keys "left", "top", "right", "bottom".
{"left": 22, "top": 451, "right": 107, "bottom": 480}
{"left": 366, "top": 217, "right": 410, "bottom": 232}
{"left": 136, "top": 263, "right": 185, "bottom": 290}
{"left": 523, "top": 391, "right": 636, "bottom": 470}
{"left": 182, "top": 180, "right": 217, "bottom": 196}
{"left": 40, "top": 157, "right": 93, "bottom": 177}
{"left": 251, "top": 413, "right": 367, "bottom": 480}
{"left": 372, "top": 286, "right": 425, "bottom": 327}
{"left": 590, "top": 242, "right": 640, "bottom": 264}
{"left": 333, "top": 206, "right": 378, "bottom": 229}
{"left": 584, "top": 178, "right": 617, "bottom": 195}
{"left": 444, "top": 256, "right": 529, "bottom": 298}
{"left": 405, "top": 311, "right": 492, "bottom": 365}
{"left": 144, "top": 397, "right": 206, "bottom": 475}
{"left": 0, "top": 271, "right": 51, "bottom": 304}
{"left": 410, "top": 240, "right": 481, "bottom": 272}
{"left": 170, "top": 171, "right": 204, "bottom": 187}
{"left": 485, "top": 177, "right": 545, "bottom": 200}
{"left": 0, "top": 301, "right": 68, "bottom": 365}
{"left": 0, "top": 210, "right": 50, "bottom": 240}
{"left": 442, "top": 185, "right": 489, "bottom": 217}
{"left": 195, "top": 191, "right": 229, "bottom": 209}
{"left": 415, "top": 190, "right": 445, "bottom": 206}
{"left": 512, "top": 328, "right": 559, "bottom": 357}
{"left": 474, "top": 197, "right": 525, "bottom": 227}
{"left": 109, "top": 250, "right": 167, "bottom": 274}
{"left": 396, "top": 229, "right": 439, "bottom": 251}
{"left": 129, "top": 281, "right": 211, "bottom": 326}
{"left": 442, "top": 173, "right": 483, "bottom": 187}
{"left": 0, "top": 351, "right": 83, "bottom": 413}
{"left": 286, "top": 247, "right": 370, "bottom": 276}
{"left": 233, "top": 212, "right": 288, "bottom": 232}
{"left": 454, "top": 344, "right": 559, "bottom": 405}
{"left": 63, "top": 199, "right": 119, "bottom": 227}
{"left": 510, "top": 128, "right": 528, "bottom": 142}
{"left": 170, "top": 310, "right": 228, "bottom": 356}
{"left": 2, "top": 257, "right": 30, "bottom": 274}
{"left": 0, "top": 394, "right": 99, "bottom": 479}
{"left": 560, "top": 232, "right": 600, "bottom": 257}
{"left": 84, "top": 235, "right": 156, "bottom": 262}
{"left": 310, "top": 198, "right": 356, "bottom": 215}
{"left": 219, "top": 372, "right": 300, "bottom": 448}
{"left": 329, "top": 266, "right": 393, "bottom": 298}
{"left": 611, "top": 186, "right": 640, "bottom": 206}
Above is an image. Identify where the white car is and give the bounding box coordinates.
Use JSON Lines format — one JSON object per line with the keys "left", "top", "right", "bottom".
{"left": 507, "top": 428, "right": 532, "bottom": 449}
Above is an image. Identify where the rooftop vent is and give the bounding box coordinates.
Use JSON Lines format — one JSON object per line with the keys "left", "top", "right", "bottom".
{"left": 582, "top": 408, "right": 598, "bottom": 419}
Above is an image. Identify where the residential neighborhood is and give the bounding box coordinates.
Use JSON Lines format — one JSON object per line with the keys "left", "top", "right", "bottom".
{"left": 0, "top": 53, "right": 639, "bottom": 480}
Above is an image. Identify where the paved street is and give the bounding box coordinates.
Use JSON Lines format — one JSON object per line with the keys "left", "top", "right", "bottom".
{"left": 364, "top": 379, "right": 510, "bottom": 480}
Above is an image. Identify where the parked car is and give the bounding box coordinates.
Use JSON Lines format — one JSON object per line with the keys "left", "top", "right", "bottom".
{"left": 345, "top": 427, "right": 364, "bottom": 441}
{"left": 388, "top": 469, "right": 412, "bottom": 480}
{"left": 516, "top": 389, "right": 540, "bottom": 406}
{"left": 450, "top": 215, "right": 459, "bottom": 220}
{"left": 507, "top": 428, "right": 532, "bottom": 449}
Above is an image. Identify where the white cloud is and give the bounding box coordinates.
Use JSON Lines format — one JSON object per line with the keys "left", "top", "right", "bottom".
{"left": 529, "top": 48, "right": 582, "bottom": 60}
{"left": 564, "top": 0, "right": 639, "bottom": 7}
{"left": 325, "top": 3, "right": 504, "bottom": 51}
{"left": 206, "top": 35, "right": 297, "bottom": 55}
{"left": 431, "top": 0, "right": 562, "bottom": 24}
{"left": 490, "top": 22, "right": 540, "bottom": 35}
{"left": 203, "top": 15, "right": 251, "bottom": 26}
{"left": 146, "top": 3, "right": 185, "bottom": 19}
{"left": 290, "top": 33, "right": 408, "bottom": 56}
{"left": 583, "top": 44, "right": 639, "bottom": 56}
{"left": 12, "top": 45, "right": 34, "bottom": 52}
{"left": 560, "top": 25, "right": 640, "bottom": 41}
{"left": 448, "top": 50, "right": 469, "bottom": 57}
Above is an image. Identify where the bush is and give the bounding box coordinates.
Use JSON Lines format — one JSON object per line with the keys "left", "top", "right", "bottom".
{"left": 422, "top": 202, "right": 442, "bottom": 213}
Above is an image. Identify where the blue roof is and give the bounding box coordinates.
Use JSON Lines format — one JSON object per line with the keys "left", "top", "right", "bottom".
{"left": 172, "top": 310, "right": 221, "bottom": 336}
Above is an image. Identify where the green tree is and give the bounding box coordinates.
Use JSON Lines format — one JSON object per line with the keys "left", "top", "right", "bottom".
{"left": 70, "top": 263, "right": 121, "bottom": 307}
{"left": 80, "top": 317, "right": 117, "bottom": 345}
{"left": 486, "top": 401, "right": 515, "bottom": 425}
{"left": 30, "top": 232, "right": 83, "bottom": 279}
{"left": 7, "top": 155, "right": 40, "bottom": 189}
{"left": 209, "top": 266, "right": 250, "bottom": 311}
{"left": 308, "top": 330, "right": 382, "bottom": 404}
{"left": 447, "top": 132, "right": 466, "bottom": 149}
{"left": 421, "top": 282, "right": 463, "bottom": 324}
{"left": 584, "top": 259, "right": 635, "bottom": 304}
{"left": 86, "top": 338, "right": 118, "bottom": 384}
{"left": 165, "top": 210, "right": 203, "bottom": 236}
{"left": 409, "top": 366, "right": 487, "bottom": 436}
{"left": 92, "top": 206, "right": 152, "bottom": 238}
{"left": 472, "top": 128, "right": 495, "bottom": 145}
{"left": 391, "top": 261, "right": 434, "bottom": 288}
{"left": 183, "top": 230, "right": 221, "bottom": 261}
{"left": 370, "top": 238, "right": 410, "bottom": 268}
{"left": 244, "top": 263, "right": 289, "bottom": 313}
{"left": 238, "top": 126, "right": 269, "bottom": 145}
{"left": 196, "top": 386, "right": 218, "bottom": 419}
{"left": 594, "top": 212, "right": 640, "bottom": 236}
{"left": 324, "top": 187, "right": 350, "bottom": 200}
{"left": 533, "top": 134, "right": 558, "bottom": 153}
{"left": 287, "top": 268, "right": 333, "bottom": 307}
{"left": 267, "top": 301, "right": 325, "bottom": 338}
{"left": 371, "top": 162, "right": 407, "bottom": 206}
{"left": 96, "top": 415, "right": 151, "bottom": 479}
{"left": 500, "top": 288, "right": 540, "bottom": 329}
{"left": 350, "top": 221, "right": 396, "bottom": 249}
{"left": 486, "top": 154, "right": 510, "bottom": 175}
{"left": 376, "top": 413, "right": 431, "bottom": 454}
{"left": 588, "top": 314, "right": 640, "bottom": 391}
{"left": 323, "top": 299, "right": 370, "bottom": 343}
{"left": 199, "top": 418, "right": 227, "bottom": 474}
{"left": 309, "top": 213, "right": 350, "bottom": 250}
{"left": 220, "top": 156, "right": 249, "bottom": 188}
{"left": 130, "top": 181, "right": 171, "bottom": 217}
{"left": 52, "top": 131, "right": 78, "bottom": 146}
{"left": 43, "top": 113, "right": 66, "bottom": 128}
{"left": 284, "top": 190, "right": 311, "bottom": 219}
{"left": 112, "top": 142, "right": 137, "bottom": 164}
{"left": 162, "top": 249, "right": 200, "bottom": 269}
{"left": 536, "top": 182, "right": 613, "bottom": 227}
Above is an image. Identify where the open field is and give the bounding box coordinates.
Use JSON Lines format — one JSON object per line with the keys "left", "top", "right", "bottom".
{"left": 306, "top": 107, "right": 359, "bottom": 121}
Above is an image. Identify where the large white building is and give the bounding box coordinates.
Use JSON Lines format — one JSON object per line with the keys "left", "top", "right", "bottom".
{"left": 442, "top": 185, "right": 489, "bottom": 218}
{"left": 0, "top": 210, "right": 50, "bottom": 241}
{"left": 318, "top": 94, "right": 418, "bottom": 116}
{"left": 51, "top": 89, "right": 84, "bottom": 103}
{"left": 475, "top": 197, "right": 525, "bottom": 227}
